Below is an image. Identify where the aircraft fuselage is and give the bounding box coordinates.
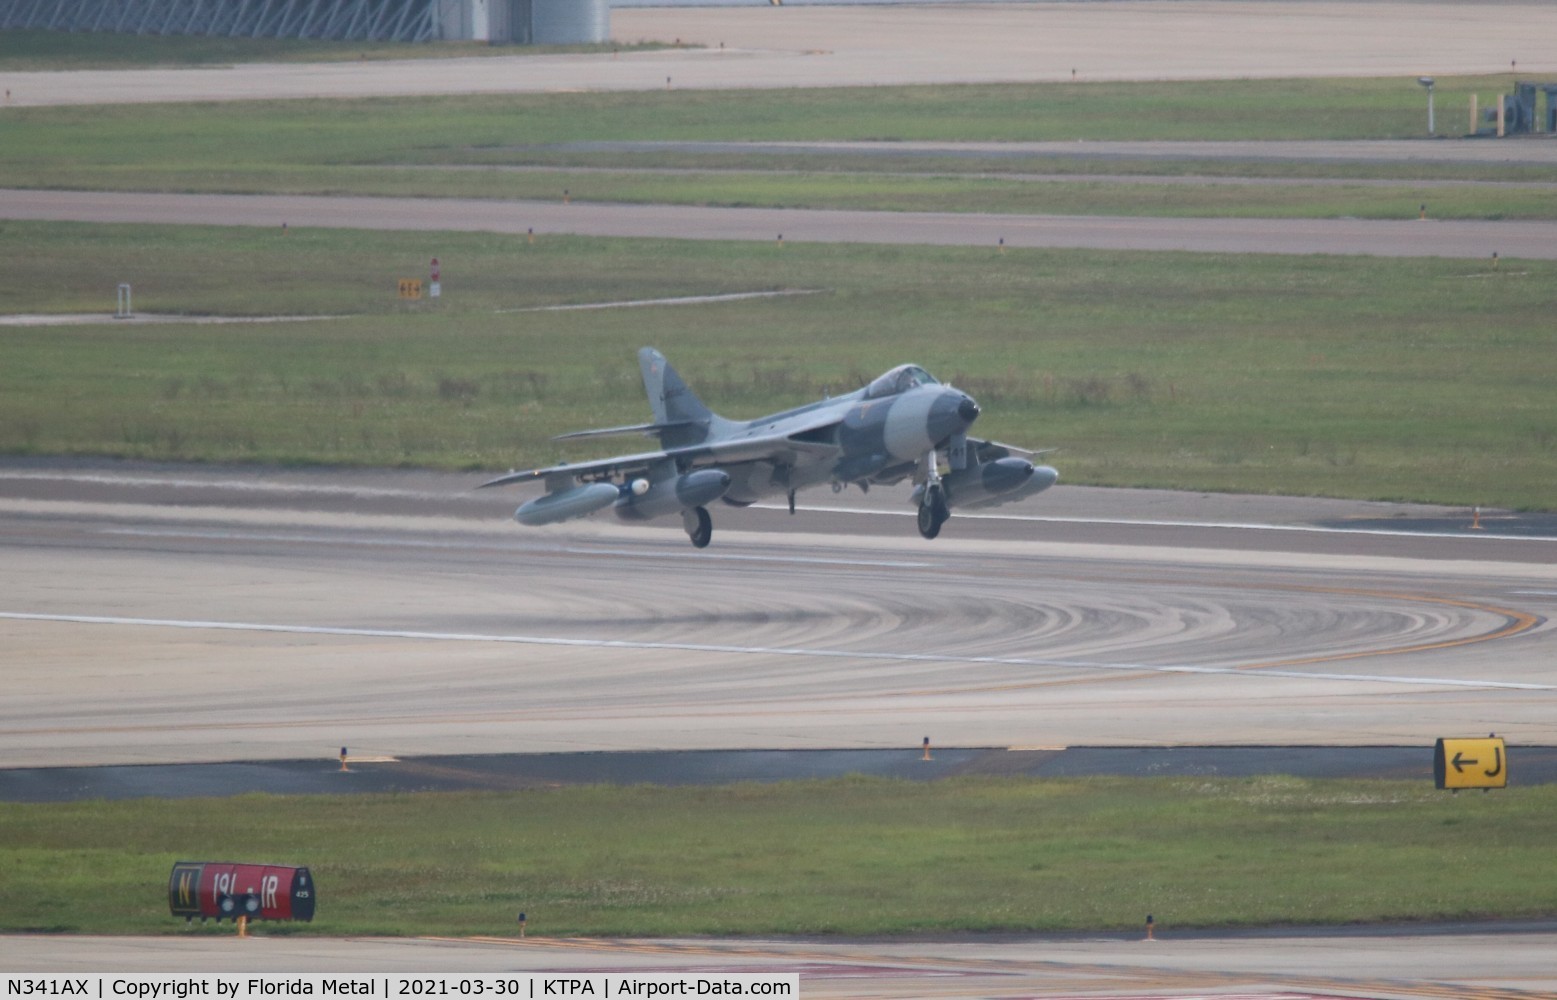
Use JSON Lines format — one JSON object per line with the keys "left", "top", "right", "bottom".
{"left": 714, "top": 382, "right": 978, "bottom": 503}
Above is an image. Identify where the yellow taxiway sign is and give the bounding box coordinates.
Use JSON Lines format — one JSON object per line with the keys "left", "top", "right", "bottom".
{"left": 1434, "top": 737, "right": 1507, "bottom": 790}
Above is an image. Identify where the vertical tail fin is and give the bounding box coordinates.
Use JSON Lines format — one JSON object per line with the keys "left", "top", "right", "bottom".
{"left": 639, "top": 348, "right": 716, "bottom": 446}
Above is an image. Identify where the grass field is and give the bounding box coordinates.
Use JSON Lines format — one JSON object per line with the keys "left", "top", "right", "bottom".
{"left": 4, "top": 776, "right": 1554, "bottom": 936}
{"left": 4, "top": 55, "right": 1553, "bottom": 514}
{"left": 2, "top": 220, "right": 1553, "bottom": 509}
{"left": 299, "top": 166, "right": 1557, "bottom": 222}
{"left": 3, "top": 76, "right": 1551, "bottom": 219}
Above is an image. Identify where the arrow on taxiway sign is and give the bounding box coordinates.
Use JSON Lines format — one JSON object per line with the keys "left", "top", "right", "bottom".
{"left": 1454, "top": 745, "right": 1505, "bottom": 776}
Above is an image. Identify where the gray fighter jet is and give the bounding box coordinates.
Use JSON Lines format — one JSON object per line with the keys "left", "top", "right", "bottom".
{"left": 480, "top": 348, "right": 1057, "bottom": 547}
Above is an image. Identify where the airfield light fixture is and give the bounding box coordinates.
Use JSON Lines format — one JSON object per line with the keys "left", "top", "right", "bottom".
{"left": 1418, "top": 76, "right": 1436, "bottom": 134}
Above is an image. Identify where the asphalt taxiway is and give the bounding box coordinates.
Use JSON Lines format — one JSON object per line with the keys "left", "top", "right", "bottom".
{"left": 8, "top": 188, "right": 1557, "bottom": 260}
{"left": 16, "top": 744, "right": 1557, "bottom": 803}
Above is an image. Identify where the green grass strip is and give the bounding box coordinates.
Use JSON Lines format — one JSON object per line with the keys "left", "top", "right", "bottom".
{"left": 227, "top": 166, "right": 1557, "bottom": 222}
{"left": 3, "top": 76, "right": 1551, "bottom": 220}
{"left": 3, "top": 221, "right": 1555, "bottom": 510}
{"left": 4, "top": 777, "right": 1554, "bottom": 937}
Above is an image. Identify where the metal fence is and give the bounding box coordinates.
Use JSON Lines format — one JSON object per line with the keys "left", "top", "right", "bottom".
{"left": 1, "top": 0, "right": 440, "bottom": 42}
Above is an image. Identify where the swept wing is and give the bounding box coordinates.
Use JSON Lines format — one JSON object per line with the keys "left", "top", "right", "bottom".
{"left": 480, "top": 420, "right": 842, "bottom": 491}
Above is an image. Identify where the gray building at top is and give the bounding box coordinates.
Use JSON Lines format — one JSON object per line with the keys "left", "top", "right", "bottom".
{"left": 2, "top": 0, "right": 610, "bottom": 44}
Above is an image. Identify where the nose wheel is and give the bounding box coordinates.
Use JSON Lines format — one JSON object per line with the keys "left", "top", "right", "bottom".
{"left": 683, "top": 505, "right": 713, "bottom": 548}
{"left": 917, "top": 486, "right": 949, "bottom": 540}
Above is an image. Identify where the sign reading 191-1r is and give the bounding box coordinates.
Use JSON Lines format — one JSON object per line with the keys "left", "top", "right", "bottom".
{"left": 1434, "top": 736, "right": 1508, "bottom": 791}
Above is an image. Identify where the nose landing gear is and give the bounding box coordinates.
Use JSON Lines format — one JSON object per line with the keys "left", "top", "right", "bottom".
{"left": 917, "top": 485, "right": 949, "bottom": 540}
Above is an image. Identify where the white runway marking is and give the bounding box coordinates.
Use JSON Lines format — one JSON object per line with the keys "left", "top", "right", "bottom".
{"left": 2, "top": 611, "right": 1550, "bottom": 692}
{"left": 8, "top": 469, "right": 1553, "bottom": 542}
{"left": 0, "top": 312, "right": 344, "bottom": 327}
{"left": 497, "top": 289, "right": 824, "bottom": 312}
{"left": 0, "top": 469, "right": 449, "bottom": 499}
{"left": 98, "top": 527, "right": 933, "bottom": 568}
{"left": 758, "top": 503, "right": 1557, "bottom": 543}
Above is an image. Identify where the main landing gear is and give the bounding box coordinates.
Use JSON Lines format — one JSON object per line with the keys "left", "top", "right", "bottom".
{"left": 683, "top": 505, "right": 713, "bottom": 548}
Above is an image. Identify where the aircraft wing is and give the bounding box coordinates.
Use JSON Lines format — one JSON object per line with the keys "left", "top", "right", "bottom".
{"left": 478, "top": 447, "right": 680, "bottom": 491}
{"left": 481, "top": 422, "right": 841, "bottom": 492}
{"left": 970, "top": 437, "right": 1056, "bottom": 462}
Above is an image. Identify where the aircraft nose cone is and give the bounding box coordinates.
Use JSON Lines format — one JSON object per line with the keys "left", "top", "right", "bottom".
{"left": 920, "top": 390, "right": 983, "bottom": 452}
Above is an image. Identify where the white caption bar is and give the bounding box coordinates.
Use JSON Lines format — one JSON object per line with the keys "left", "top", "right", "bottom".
{"left": 6, "top": 976, "right": 798, "bottom": 1000}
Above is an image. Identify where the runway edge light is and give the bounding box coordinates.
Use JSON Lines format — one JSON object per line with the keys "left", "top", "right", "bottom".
{"left": 1434, "top": 735, "right": 1508, "bottom": 791}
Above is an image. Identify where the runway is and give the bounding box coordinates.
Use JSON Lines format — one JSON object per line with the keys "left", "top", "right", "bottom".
{"left": 6, "top": 928, "right": 1557, "bottom": 997}
{"left": 3, "top": 460, "right": 1554, "bottom": 770}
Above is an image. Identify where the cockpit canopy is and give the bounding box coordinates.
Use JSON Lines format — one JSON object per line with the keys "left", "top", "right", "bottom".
{"left": 863, "top": 364, "right": 939, "bottom": 400}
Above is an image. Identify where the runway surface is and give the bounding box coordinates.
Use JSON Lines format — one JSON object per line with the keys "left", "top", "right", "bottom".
{"left": 3, "top": 460, "right": 1554, "bottom": 770}
{"left": 9, "top": 188, "right": 1557, "bottom": 259}
{"left": 3, "top": 2, "right": 1555, "bottom": 106}
{"left": 6, "top": 928, "right": 1557, "bottom": 997}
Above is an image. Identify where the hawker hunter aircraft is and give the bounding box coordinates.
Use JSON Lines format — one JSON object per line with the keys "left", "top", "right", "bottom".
{"left": 480, "top": 348, "right": 1057, "bottom": 547}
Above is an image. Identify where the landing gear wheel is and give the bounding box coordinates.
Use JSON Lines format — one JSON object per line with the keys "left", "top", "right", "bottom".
{"left": 916, "top": 489, "right": 949, "bottom": 540}
{"left": 683, "top": 506, "right": 713, "bottom": 548}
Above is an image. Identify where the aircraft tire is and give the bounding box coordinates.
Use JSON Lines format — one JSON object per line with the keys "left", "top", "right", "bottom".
{"left": 917, "top": 501, "right": 943, "bottom": 540}
{"left": 687, "top": 506, "right": 713, "bottom": 548}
